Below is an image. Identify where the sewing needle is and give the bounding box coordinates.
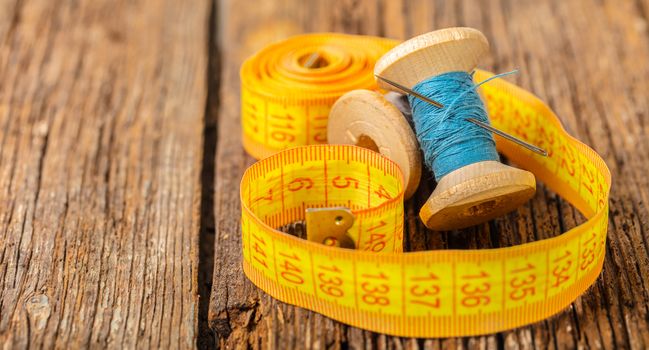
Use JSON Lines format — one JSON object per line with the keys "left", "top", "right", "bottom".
{"left": 374, "top": 74, "right": 547, "bottom": 157}
{"left": 465, "top": 118, "right": 548, "bottom": 156}
{"left": 375, "top": 75, "right": 444, "bottom": 108}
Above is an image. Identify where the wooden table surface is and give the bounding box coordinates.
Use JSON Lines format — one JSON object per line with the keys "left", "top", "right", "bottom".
{"left": 1, "top": 0, "right": 648, "bottom": 349}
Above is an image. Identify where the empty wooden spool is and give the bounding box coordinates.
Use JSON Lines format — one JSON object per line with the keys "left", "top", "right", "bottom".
{"left": 328, "top": 90, "right": 422, "bottom": 199}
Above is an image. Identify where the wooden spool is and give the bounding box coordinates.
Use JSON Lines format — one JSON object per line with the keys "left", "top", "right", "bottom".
{"left": 328, "top": 90, "right": 422, "bottom": 199}
{"left": 374, "top": 27, "right": 536, "bottom": 230}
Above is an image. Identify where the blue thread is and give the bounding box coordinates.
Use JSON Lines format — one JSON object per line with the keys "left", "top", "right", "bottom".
{"left": 408, "top": 71, "right": 514, "bottom": 181}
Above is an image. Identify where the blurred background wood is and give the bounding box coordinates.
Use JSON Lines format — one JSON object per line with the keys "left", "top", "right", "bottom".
{"left": 0, "top": 0, "right": 208, "bottom": 348}
{"left": 209, "top": 0, "right": 649, "bottom": 349}
{"left": 1, "top": 0, "right": 648, "bottom": 349}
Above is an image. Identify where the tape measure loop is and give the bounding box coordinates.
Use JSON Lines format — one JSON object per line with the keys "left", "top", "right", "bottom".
{"left": 240, "top": 67, "right": 611, "bottom": 337}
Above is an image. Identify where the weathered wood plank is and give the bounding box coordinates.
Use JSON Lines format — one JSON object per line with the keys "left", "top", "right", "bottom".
{"left": 210, "top": 0, "right": 649, "bottom": 349}
{"left": 0, "top": 0, "right": 209, "bottom": 348}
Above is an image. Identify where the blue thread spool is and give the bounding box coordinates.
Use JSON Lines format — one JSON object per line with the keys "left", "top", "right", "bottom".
{"left": 409, "top": 71, "right": 499, "bottom": 180}
{"left": 375, "top": 28, "right": 536, "bottom": 230}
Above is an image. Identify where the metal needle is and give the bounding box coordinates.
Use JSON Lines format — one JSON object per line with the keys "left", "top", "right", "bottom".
{"left": 466, "top": 118, "right": 548, "bottom": 156}
{"left": 375, "top": 75, "right": 444, "bottom": 108}
{"left": 375, "top": 74, "right": 547, "bottom": 157}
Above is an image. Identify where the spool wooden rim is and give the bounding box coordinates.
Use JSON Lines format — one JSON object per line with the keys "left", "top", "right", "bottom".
{"left": 375, "top": 27, "right": 489, "bottom": 90}
{"left": 420, "top": 161, "right": 536, "bottom": 230}
{"left": 328, "top": 89, "right": 421, "bottom": 199}
{"left": 375, "top": 27, "right": 536, "bottom": 230}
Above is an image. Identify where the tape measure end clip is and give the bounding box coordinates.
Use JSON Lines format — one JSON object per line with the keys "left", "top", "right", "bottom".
{"left": 305, "top": 207, "right": 355, "bottom": 249}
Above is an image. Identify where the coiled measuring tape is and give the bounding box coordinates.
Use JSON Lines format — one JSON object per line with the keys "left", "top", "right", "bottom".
{"left": 240, "top": 66, "right": 611, "bottom": 337}
{"left": 240, "top": 33, "right": 398, "bottom": 159}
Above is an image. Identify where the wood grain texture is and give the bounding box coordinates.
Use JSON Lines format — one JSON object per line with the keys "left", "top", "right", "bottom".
{"left": 209, "top": 0, "right": 649, "bottom": 349}
{"left": 0, "top": 0, "right": 208, "bottom": 348}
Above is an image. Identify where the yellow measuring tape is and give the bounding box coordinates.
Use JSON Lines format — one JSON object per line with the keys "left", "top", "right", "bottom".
{"left": 240, "top": 33, "right": 398, "bottom": 159}
{"left": 239, "top": 36, "right": 611, "bottom": 337}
